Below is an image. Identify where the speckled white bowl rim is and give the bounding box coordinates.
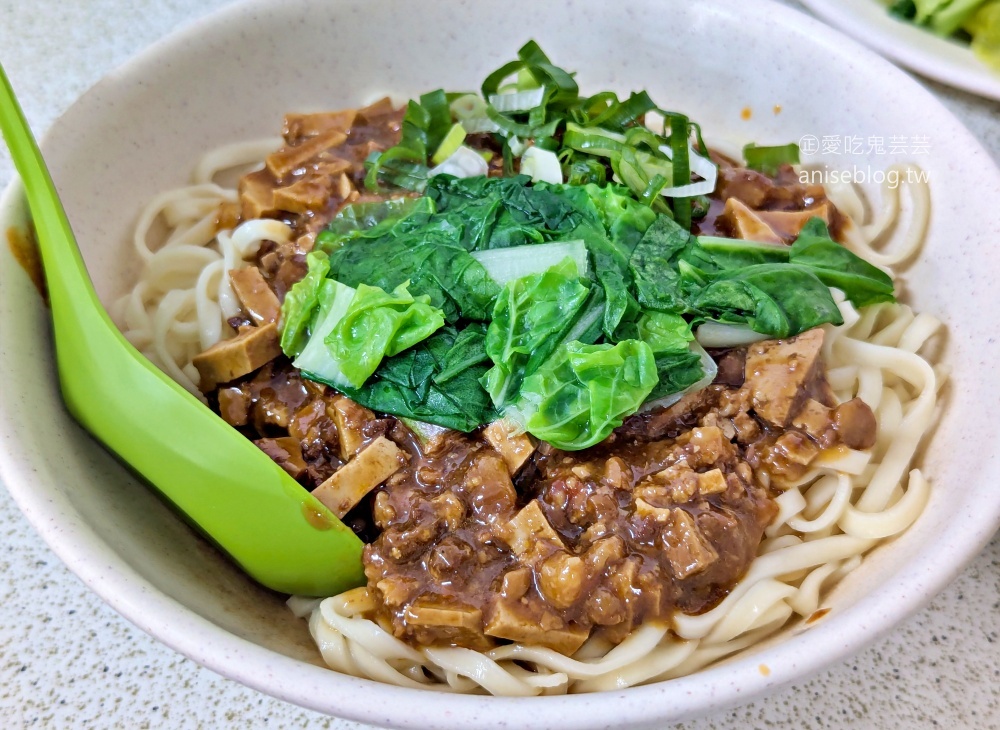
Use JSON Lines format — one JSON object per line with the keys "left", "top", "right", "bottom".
{"left": 1, "top": 1, "right": 999, "bottom": 728}
{"left": 801, "top": 0, "right": 1000, "bottom": 101}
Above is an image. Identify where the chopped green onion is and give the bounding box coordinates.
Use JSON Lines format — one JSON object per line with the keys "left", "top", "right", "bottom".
{"left": 450, "top": 93, "right": 487, "bottom": 120}
{"left": 584, "top": 91, "right": 656, "bottom": 131}
{"left": 432, "top": 123, "right": 468, "bottom": 165}
{"left": 565, "top": 156, "right": 607, "bottom": 186}
{"left": 489, "top": 88, "right": 547, "bottom": 113}
{"left": 428, "top": 145, "right": 489, "bottom": 178}
{"left": 563, "top": 122, "right": 626, "bottom": 157}
{"left": 519, "top": 146, "right": 563, "bottom": 184}
{"left": 668, "top": 114, "right": 692, "bottom": 230}
{"left": 485, "top": 103, "right": 561, "bottom": 139}
{"left": 743, "top": 142, "right": 800, "bottom": 177}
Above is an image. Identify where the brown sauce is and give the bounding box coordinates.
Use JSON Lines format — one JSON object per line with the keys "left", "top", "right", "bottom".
{"left": 6, "top": 225, "right": 47, "bottom": 302}
{"left": 202, "top": 104, "right": 873, "bottom": 654}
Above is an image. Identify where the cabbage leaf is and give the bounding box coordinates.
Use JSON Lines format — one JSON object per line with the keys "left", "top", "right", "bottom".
{"left": 328, "top": 281, "right": 445, "bottom": 389}
{"left": 512, "top": 339, "right": 658, "bottom": 450}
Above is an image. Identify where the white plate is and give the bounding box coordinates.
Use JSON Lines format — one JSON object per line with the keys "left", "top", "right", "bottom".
{"left": 801, "top": 0, "right": 1000, "bottom": 100}
{"left": 1, "top": 0, "right": 999, "bottom": 728}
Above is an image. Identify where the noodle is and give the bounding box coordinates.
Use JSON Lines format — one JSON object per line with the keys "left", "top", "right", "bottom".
{"left": 117, "top": 140, "right": 942, "bottom": 695}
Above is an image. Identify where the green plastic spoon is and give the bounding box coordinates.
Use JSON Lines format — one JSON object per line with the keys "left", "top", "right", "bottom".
{"left": 0, "top": 63, "right": 365, "bottom": 596}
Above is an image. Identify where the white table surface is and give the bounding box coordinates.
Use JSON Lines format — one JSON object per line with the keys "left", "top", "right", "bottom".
{"left": 1, "top": 1, "right": 999, "bottom": 728}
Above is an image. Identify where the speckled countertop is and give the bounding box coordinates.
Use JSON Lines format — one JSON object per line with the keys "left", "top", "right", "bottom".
{"left": 1, "top": 1, "right": 998, "bottom": 728}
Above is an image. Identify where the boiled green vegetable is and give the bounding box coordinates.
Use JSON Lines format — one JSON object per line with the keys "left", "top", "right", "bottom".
{"left": 511, "top": 339, "right": 658, "bottom": 450}
{"left": 328, "top": 282, "right": 445, "bottom": 389}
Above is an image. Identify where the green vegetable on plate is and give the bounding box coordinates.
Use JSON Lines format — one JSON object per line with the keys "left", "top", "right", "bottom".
{"left": 275, "top": 41, "right": 896, "bottom": 450}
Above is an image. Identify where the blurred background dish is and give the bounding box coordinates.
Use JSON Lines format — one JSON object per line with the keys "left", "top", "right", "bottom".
{"left": 802, "top": 0, "right": 1000, "bottom": 100}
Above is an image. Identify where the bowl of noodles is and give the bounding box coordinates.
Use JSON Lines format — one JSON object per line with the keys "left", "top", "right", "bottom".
{"left": 1, "top": 0, "right": 998, "bottom": 727}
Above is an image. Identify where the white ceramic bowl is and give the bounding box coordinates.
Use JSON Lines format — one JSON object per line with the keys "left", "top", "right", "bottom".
{"left": 1, "top": 0, "right": 999, "bottom": 727}
{"left": 801, "top": 0, "right": 1000, "bottom": 101}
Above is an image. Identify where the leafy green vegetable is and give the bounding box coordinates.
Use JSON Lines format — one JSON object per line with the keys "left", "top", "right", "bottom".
{"left": 926, "top": 0, "right": 985, "bottom": 34}
{"left": 285, "top": 43, "right": 900, "bottom": 446}
{"left": 279, "top": 251, "right": 330, "bottom": 357}
{"left": 483, "top": 258, "right": 591, "bottom": 408}
{"left": 365, "top": 90, "right": 452, "bottom": 191}
{"left": 512, "top": 339, "right": 658, "bottom": 450}
{"left": 629, "top": 215, "right": 695, "bottom": 313}
{"left": 889, "top": 0, "right": 918, "bottom": 19}
{"left": 327, "top": 211, "right": 500, "bottom": 322}
{"left": 636, "top": 311, "right": 704, "bottom": 400}
{"left": 292, "top": 279, "right": 357, "bottom": 387}
{"left": 341, "top": 326, "right": 497, "bottom": 432}
{"left": 433, "top": 323, "right": 490, "bottom": 385}
{"left": 966, "top": 1, "right": 1000, "bottom": 70}
{"left": 318, "top": 197, "right": 428, "bottom": 252}
{"left": 629, "top": 215, "right": 893, "bottom": 336}
{"left": 788, "top": 218, "right": 895, "bottom": 307}
{"left": 889, "top": 0, "right": 996, "bottom": 44}
{"left": 538, "top": 181, "right": 657, "bottom": 336}
{"left": 743, "top": 142, "right": 801, "bottom": 177}
{"left": 691, "top": 264, "right": 845, "bottom": 338}
{"left": 694, "top": 236, "right": 792, "bottom": 269}
{"left": 328, "top": 281, "right": 445, "bottom": 388}
{"left": 427, "top": 174, "right": 582, "bottom": 251}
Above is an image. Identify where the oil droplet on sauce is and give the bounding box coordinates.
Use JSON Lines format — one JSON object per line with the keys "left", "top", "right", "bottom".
{"left": 6, "top": 225, "right": 47, "bottom": 301}
{"left": 773, "top": 104, "right": 783, "bottom": 115}
{"left": 807, "top": 607, "right": 831, "bottom": 624}
{"left": 741, "top": 106, "right": 753, "bottom": 121}
{"left": 758, "top": 664, "right": 771, "bottom": 676}
{"left": 302, "top": 502, "right": 334, "bottom": 530}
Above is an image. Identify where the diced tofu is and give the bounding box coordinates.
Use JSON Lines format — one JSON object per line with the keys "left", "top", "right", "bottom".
{"left": 405, "top": 601, "right": 482, "bottom": 631}
{"left": 757, "top": 203, "right": 831, "bottom": 242}
{"left": 335, "top": 172, "right": 354, "bottom": 200}
{"left": 192, "top": 322, "right": 281, "bottom": 392}
{"left": 723, "top": 198, "right": 784, "bottom": 244}
{"left": 744, "top": 328, "right": 826, "bottom": 427}
{"left": 338, "top": 586, "right": 375, "bottom": 614}
{"left": 773, "top": 431, "right": 821, "bottom": 466}
{"left": 792, "top": 398, "right": 833, "bottom": 439}
{"left": 484, "top": 600, "right": 589, "bottom": 655}
{"left": 482, "top": 419, "right": 535, "bottom": 475}
{"left": 502, "top": 500, "right": 564, "bottom": 559}
{"left": 216, "top": 200, "right": 240, "bottom": 232}
{"left": 282, "top": 109, "right": 358, "bottom": 144}
{"left": 312, "top": 158, "right": 352, "bottom": 178}
{"left": 312, "top": 436, "right": 403, "bottom": 518}
{"left": 696, "top": 468, "right": 728, "bottom": 496}
{"left": 254, "top": 436, "right": 307, "bottom": 479}
{"left": 356, "top": 96, "right": 395, "bottom": 122}
{"left": 272, "top": 175, "right": 334, "bottom": 215}
{"left": 238, "top": 169, "right": 278, "bottom": 220}
{"left": 326, "top": 395, "right": 376, "bottom": 460}
{"left": 216, "top": 386, "right": 249, "bottom": 426}
{"left": 663, "top": 509, "right": 719, "bottom": 579}
{"left": 265, "top": 129, "right": 348, "bottom": 179}
{"left": 229, "top": 267, "right": 280, "bottom": 325}
{"left": 635, "top": 497, "right": 673, "bottom": 523}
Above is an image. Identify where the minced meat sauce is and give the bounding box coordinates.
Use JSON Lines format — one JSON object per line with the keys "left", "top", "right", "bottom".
{"left": 203, "top": 101, "right": 876, "bottom": 654}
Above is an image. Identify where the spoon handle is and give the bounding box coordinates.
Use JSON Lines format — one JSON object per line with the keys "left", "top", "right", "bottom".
{"left": 0, "top": 64, "right": 107, "bottom": 328}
